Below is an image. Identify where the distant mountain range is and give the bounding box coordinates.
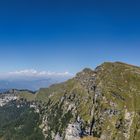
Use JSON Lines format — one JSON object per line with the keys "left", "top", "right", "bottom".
{"left": 1, "top": 62, "right": 140, "bottom": 140}
{"left": 0, "top": 77, "right": 71, "bottom": 91}
{"left": 0, "top": 89, "right": 9, "bottom": 93}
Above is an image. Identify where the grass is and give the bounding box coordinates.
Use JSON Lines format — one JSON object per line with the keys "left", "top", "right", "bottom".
{"left": 81, "top": 136, "right": 100, "bottom": 140}
{"left": 18, "top": 91, "right": 35, "bottom": 101}
{"left": 16, "top": 62, "right": 140, "bottom": 140}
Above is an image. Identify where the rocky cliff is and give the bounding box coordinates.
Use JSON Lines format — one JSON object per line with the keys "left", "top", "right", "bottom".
{"left": 34, "top": 62, "right": 140, "bottom": 140}
{"left": 0, "top": 62, "right": 140, "bottom": 140}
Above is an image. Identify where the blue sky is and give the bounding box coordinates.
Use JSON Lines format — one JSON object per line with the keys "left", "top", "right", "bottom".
{"left": 0, "top": 0, "right": 140, "bottom": 74}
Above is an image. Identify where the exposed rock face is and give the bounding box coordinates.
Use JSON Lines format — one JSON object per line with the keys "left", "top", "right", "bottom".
{"left": 0, "top": 94, "right": 18, "bottom": 106}
{"left": 55, "top": 133, "right": 62, "bottom": 140}
{"left": 65, "top": 123, "right": 81, "bottom": 140}
{"left": 1, "top": 62, "right": 140, "bottom": 140}
{"left": 35, "top": 62, "right": 140, "bottom": 140}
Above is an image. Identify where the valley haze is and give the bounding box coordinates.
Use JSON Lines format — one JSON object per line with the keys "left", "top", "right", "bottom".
{"left": 0, "top": 0, "right": 140, "bottom": 139}
{"left": 0, "top": 69, "right": 73, "bottom": 90}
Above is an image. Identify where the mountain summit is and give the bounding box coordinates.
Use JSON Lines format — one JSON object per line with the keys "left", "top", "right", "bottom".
{"left": 0, "top": 62, "right": 140, "bottom": 140}
{"left": 34, "top": 62, "right": 140, "bottom": 140}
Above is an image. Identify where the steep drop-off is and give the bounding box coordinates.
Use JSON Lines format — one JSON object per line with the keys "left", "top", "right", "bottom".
{"left": 0, "top": 62, "right": 140, "bottom": 140}
{"left": 35, "top": 62, "right": 140, "bottom": 140}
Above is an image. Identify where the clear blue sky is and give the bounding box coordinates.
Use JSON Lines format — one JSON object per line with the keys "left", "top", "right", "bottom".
{"left": 0, "top": 0, "right": 140, "bottom": 73}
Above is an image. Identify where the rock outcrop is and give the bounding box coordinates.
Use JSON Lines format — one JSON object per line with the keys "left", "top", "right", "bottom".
{"left": 35, "top": 62, "right": 140, "bottom": 140}
{"left": 1, "top": 62, "right": 140, "bottom": 140}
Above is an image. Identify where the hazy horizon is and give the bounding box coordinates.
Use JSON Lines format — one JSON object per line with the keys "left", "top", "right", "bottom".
{"left": 0, "top": 0, "right": 140, "bottom": 89}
